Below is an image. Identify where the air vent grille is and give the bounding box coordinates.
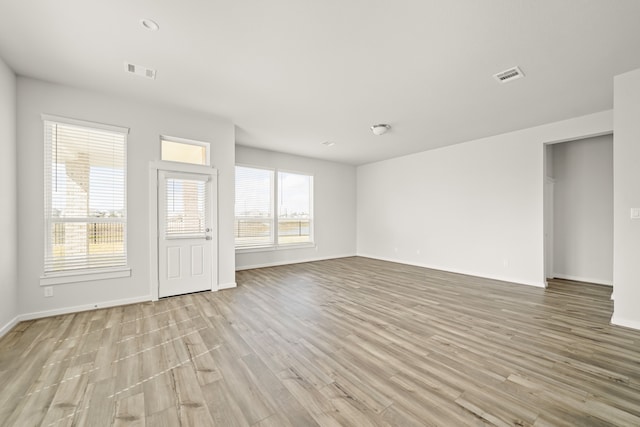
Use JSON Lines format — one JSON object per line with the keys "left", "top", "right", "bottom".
{"left": 124, "top": 62, "right": 157, "bottom": 80}
{"left": 493, "top": 66, "right": 524, "bottom": 83}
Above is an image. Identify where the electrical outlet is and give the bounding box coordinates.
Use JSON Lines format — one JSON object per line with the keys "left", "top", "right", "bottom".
{"left": 44, "top": 286, "right": 53, "bottom": 297}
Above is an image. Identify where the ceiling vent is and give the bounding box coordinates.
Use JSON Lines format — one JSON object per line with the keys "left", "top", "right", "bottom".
{"left": 493, "top": 66, "right": 524, "bottom": 83}
{"left": 124, "top": 62, "right": 157, "bottom": 80}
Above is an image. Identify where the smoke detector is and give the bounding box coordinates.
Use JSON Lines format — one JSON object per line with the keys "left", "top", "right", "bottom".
{"left": 371, "top": 124, "right": 391, "bottom": 136}
{"left": 493, "top": 66, "right": 525, "bottom": 83}
{"left": 124, "top": 62, "right": 157, "bottom": 80}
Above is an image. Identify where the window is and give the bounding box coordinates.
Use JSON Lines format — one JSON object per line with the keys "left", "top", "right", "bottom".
{"left": 164, "top": 174, "right": 208, "bottom": 238}
{"left": 161, "top": 137, "right": 209, "bottom": 165}
{"left": 277, "top": 171, "right": 312, "bottom": 245}
{"left": 235, "top": 166, "right": 313, "bottom": 249}
{"left": 43, "top": 115, "right": 128, "bottom": 277}
{"left": 235, "top": 166, "right": 274, "bottom": 247}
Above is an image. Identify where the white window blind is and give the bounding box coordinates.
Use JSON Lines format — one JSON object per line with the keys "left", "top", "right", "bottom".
{"left": 164, "top": 175, "right": 208, "bottom": 238}
{"left": 43, "top": 117, "right": 128, "bottom": 274}
{"left": 235, "top": 166, "right": 274, "bottom": 248}
{"left": 278, "top": 171, "right": 313, "bottom": 244}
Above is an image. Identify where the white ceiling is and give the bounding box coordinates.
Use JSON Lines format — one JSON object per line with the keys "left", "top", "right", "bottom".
{"left": 1, "top": 1, "right": 639, "bottom": 165}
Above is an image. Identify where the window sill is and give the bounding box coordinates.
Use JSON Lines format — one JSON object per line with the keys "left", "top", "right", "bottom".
{"left": 40, "top": 267, "right": 131, "bottom": 286}
{"left": 236, "top": 243, "right": 315, "bottom": 254}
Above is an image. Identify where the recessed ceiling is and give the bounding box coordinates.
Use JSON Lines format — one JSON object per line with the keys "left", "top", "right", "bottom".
{"left": 1, "top": 1, "right": 639, "bottom": 165}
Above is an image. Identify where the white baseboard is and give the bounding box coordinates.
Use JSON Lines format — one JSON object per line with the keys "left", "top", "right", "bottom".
{"left": 235, "top": 253, "right": 357, "bottom": 271}
{"left": 218, "top": 282, "right": 237, "bottom": 290}
{"left": 552, "top": 273, "right": 613, "bottom": 286}
{"left": 18, "top": 295, "right": 152, "bottom": 322}
{"left": 356, "top": 253, "right": 546, "bottom": 288}
{"left": 611, "top": 314, "right": 640, "bottom": 331}
{"left": 0, "top": 315, "right": 20, "bottom": 338}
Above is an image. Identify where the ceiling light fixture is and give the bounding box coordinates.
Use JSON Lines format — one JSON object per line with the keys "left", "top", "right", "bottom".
{"left": 140, "top": 18, "right": 160, "bottom": 31}
{"left": 371, "top": 124, "right": 391, "bottom": 136}
{"left": 322, "top": 141, "right": 336, "bottom": 147}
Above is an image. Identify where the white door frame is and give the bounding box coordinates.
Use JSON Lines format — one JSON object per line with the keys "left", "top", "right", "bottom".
{"left": 544, "top": 176, "right": 555, "bottom": 285}
{"left": 149, "top": 160, "right": 218, "bottom": 301}
{"left": 541, "top": 130, "right": 611, "bottom": 288}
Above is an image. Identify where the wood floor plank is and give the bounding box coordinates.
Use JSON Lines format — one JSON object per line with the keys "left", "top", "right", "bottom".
{"left": 211, "top": 343, "right": 275, "bottom": 424}
{"left": 39, "top": 363, "right": 92, "bottom": 426}
{"left": 200, "top": 378, "right": 251, "bottom": 427}
{"left": 241, "top": 353, "right": 319, "bottom": 427}
{"left": 1, "top": 257, "right": 640, "bottom": 426}
{"left": 277, "top": 368, "right": 346, "bottom": 427}
{"left": 75, "top": 378, "right": 117, "bottom": 427}
{"left": 145, "top": 406, "right": 180, "bottom": 427}
{"left": 170, "top": 365, "right": 216, "bottom": 426}
{"left": 113, "top": 391, "right": 146, "bottom": 427}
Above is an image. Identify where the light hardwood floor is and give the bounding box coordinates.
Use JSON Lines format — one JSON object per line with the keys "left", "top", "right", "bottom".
{"left": 1, "top": 257, "right": 639, "bottom": 426}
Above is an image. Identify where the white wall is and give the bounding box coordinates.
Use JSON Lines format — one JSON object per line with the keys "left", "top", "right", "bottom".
{"left": 0, "top": 56, "right": 18, "bottom": 335}
{"left": 357, "top": 111, "right": 612, "bottom": 287}
{"left": 235, "top": 145, "right": 356, "bottom": 270}
{"left": 612, "top": 68, "right": 640, "bottom": 330}
{"left": 551, "top": 135, "right": 613, "bottom": 285}
{"left": 17, "top": 77, "right": 235, "bottom": 318}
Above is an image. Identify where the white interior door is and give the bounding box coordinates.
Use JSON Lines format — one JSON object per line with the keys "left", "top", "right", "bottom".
{"left": 158, "top": 170, "right": 214, "bottom": 298}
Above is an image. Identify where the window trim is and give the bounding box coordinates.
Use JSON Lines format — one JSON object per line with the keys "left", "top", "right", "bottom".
{"left": 40, "top": 114, "right": 130, "bottom": 285}
{"left": 40, "top": 267, "right": 131, "bottom": 286}
{"left": 235, "top": 163, "right": 314, "bottom": 252}
{"left": 41, "top": 114, "right": 129, "bottom": 134}
{"left": 235, "top": 242, "right": 315, "bottom": 254}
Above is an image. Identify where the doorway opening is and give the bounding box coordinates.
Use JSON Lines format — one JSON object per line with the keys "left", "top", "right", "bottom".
{"left": 543, "top": 134, "right": 613, "bottom": 289}
{"left": 149, "top": 161, "right": 218, "bottom": 300}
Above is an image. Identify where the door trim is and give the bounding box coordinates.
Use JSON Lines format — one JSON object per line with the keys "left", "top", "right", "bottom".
{"left": 149, "top": 160, "right": 218, "bottom": 301}
{"left": 544, "top": 176, "right": 555, "bottom": 286}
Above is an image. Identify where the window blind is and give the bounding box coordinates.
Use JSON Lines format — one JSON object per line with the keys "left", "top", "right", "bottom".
{"left": 235, "top": 166, "right": 274, "bottom": 248}
{"left": 164, "top": 176, "right": 208, "bottom": 238}
{"left": 277, "top": 171, "right": 313, "bottom": 244}
{"left": 43, "top": 117, "right": 128, "bottom": 273}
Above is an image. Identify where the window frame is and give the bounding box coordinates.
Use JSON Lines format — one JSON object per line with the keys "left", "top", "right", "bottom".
{"left": 40, "top": 114, "right": 131, "bottom": 286}
{"left": 235, "top": 164, "right": 314, "bottom": 252}
{"left": 235, "top": 164, "right": 276, "bottom": 249}
{"left": 162, "top": 171, "right": 211, "bottom": 240}
{"left": 276, "top": 168, "right": 314, "bottom": 247}
{"left": 160, "top": 135, "right": 211, "bottom": 166}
